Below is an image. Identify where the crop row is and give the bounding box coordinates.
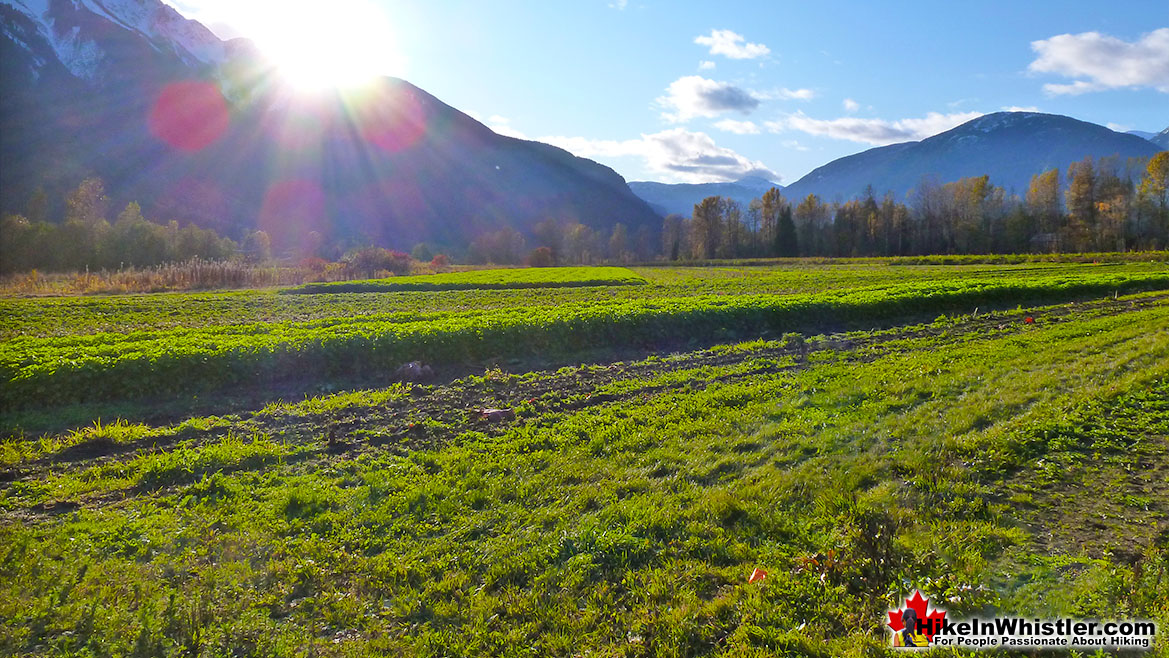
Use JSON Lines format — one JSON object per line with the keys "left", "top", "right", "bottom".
{"left": 280, "top": 266, "right": 647, "bottom": 294}
{"left": 3, "top": 272, "right": 1168, "bottom": 408}
{"left": 669, "top": 250, "right": 1169, "bottom": 268}
{"left": 6, "top": 263, "right": 1162, "bottom": 341}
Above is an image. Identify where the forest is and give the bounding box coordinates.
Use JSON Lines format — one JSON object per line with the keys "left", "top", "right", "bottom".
{"left": 659, "top": 152, "right": 1169, "bottom": 261}
{"left": 2, "top": 152, "right": 1166, "bottom": 274}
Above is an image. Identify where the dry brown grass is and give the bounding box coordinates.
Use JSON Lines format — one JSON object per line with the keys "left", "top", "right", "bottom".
{"left": 0, "top": 258, "right": 444, "bottom": 296}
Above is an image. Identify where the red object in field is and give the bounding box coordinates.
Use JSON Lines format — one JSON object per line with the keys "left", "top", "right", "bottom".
{"left": 749, "top": 567, "right": 767, "bottom": 584}
{"left": 1024, "top": 316, "right": 1035, "bottom": 324}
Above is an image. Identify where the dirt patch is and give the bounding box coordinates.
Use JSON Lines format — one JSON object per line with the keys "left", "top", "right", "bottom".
{"left": 1015, "top": 449, "right": 1169, "bottom": 560}
{"left": 52, "top": 437, "right": 135, "bottom": 463}
{"left": 999, "top": 375, "right": 1169, "bottom": 560}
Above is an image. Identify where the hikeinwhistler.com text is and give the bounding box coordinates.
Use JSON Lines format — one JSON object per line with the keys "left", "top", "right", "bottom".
{"left": 920, "top": 617, "right": 1158, "bottom": 650}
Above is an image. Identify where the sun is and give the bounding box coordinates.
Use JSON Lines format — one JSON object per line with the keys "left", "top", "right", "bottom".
{"left": 245, "top": 0, "right": 404, "bottom": 90}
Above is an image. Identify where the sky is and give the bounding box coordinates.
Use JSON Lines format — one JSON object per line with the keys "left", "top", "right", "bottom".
{"left": 165, "top": 0, "right": 1169, "bottom": 186}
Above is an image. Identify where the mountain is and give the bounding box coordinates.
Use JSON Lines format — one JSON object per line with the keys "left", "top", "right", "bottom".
{"left": 1127, "top": 128, "right": 1169, "bottom": 149}
{"left": 783, "top": 112, "right": 1163, "bottom": 203}
{"left": 628, "top": 176, "right": 782, "bottom": 217}
{"left": 0, "top": 0, "right": 659, "bottom": 252}
{"left": 1151, "top": 127, "right": 1169, "bottom": 150}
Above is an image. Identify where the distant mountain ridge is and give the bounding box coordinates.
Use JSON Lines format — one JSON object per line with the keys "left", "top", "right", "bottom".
{"left": 1150, "top": 127, "right": 1169, "bottom": 150}
{"left": 781, "top": 112, "right": 1162, "bottom": 203}
{"left": 1126, "top": 127, "right": 1169, "bottom": 149}
{"left": 628, "top": 176, "right": 782, "bottom": 216}
{"left": 630, "top": 114, "right": 1163, "bottom": 216}
{"left": 0, "top": 0, "right": 660, "bottom": 251}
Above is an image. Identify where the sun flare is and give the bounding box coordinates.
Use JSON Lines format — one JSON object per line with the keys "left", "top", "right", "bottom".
{"left": 244, "top": 0, "right": 404, "bottom": 90}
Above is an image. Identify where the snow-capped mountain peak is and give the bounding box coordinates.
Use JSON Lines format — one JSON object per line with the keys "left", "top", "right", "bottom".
{"left": 1152, "top": 126, "right": 1169, "bottom": 150}
{"left": 1, "top": 0, "right": 224, "bottom": 81}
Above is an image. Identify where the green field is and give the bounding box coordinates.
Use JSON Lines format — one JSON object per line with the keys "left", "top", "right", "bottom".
{"left": 2, "top": 261, "right": 1168, "bottom": 656}
{"left": 281, "top": 266, "right": 649, "bottom": 294}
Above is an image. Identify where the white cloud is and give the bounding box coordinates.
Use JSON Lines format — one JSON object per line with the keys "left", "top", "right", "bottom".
{"left": 768, "top": 111, "right": 984, "bottom": 145}
{"left": 485, "top": 115, "right": 527, "bottom": 139}
{"left": 694, "top": 29, "right": 770, "bottom": 60}
{"left": 714, "top": 119, "right": 760, "bottom": 134}
{"left": 1041, "top": 80, "right": 1104, "bottom": 95}
{"left": 608, "top": 0, "right": 628, "bottom": 9}
{"left": 540, "top": 128, "right": 777, "bottom": 183}
{"left": 658, "top": 75, "right": 760, "bottom": 122}
{"left": 842, "top": 98, "right": 859, "bottom": 112}
{"left": 539, "top": 136, "right": 640, "bottom": 159}
{"left": 698, "top": 60, "right": 716, "bottom": 70}
{"left": 1029, "top": 28, "right": 1169, "bottom": 95}
{"left": 754, "top": 87, "right": 815, "bottom": 101}
{"left": 1106, "top": 122, "right": 1130, "bottom": 132}
{"left": 782, "top": 140, "right": 810, "bottom": 152}
{"left": 1001, "top": 105, "right": 1041, "bottom": 112}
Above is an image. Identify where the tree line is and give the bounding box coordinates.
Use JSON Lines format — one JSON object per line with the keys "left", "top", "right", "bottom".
{"left": 4, "top": 153, "right": 1166, "bottom": 274}
{"left": 466, "top": 219, "right": 658, "bottom": 266}
{"left": 1, "top": 178, "right": 248, "bottom": 274}
{"left": 0, "top": 177, "right": 644, "bottom": 273}
{"left": 662, "top": 153, "right": 1168, "bottom": 260}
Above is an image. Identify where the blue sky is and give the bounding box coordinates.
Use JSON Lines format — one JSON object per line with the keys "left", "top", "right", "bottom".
{"left": 168, "top": 0, "right": 1168, "bottom": 185}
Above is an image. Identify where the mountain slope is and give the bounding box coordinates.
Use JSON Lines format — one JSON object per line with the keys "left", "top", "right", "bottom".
{"left": 0, "top": 0, "right": 660, "bottom": 251}
{"left": 1151, "top": 127, "right": 1169, "bottom": 150}
{"left": 783, "top": 112, "right": 1162, "bottom": 202}
{"left": 628, "top": 176, "right": 781, "bottom": 216}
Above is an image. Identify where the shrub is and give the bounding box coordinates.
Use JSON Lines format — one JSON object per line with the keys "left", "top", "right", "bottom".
{"left": 527, "top": 246, "right": 555, "bottom": 268}
{"left": 345, "top": 247, "right": 413, "bottom": 278}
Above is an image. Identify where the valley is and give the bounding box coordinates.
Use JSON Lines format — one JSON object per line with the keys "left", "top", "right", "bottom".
{"left": 2, "top": 0, "right": 1168, "bottom": 654}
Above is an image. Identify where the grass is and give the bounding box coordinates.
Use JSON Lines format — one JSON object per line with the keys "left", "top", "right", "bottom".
{"left": 0, "top": 418, "right": 159, "bottom": 467}
{"left": 658, "top": 250, "right": 1169, "bottom": 268}
{"left": 280, "top": 266, "right": 648, "bottom": 294}
{"left": 0, "top": 260, "right": 1167, "bottom": 656}
{"left": 0, "top": 259, "right": 333, "bottom": 297}
{"left": 5, "top": 269, "right": 1168, "bottom": 410}
{"left": 8, "top": 261, "right": 1167, "bottom": 342}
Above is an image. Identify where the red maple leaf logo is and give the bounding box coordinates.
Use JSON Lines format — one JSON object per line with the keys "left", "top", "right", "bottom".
{"left": 887, "top": 590, "right": 947, "bottom": 641}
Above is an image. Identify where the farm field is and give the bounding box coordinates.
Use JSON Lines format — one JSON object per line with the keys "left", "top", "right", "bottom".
{"left": 281, "top": 266, "right": 650, "bottom": 294}
{"left": 1, "top": 260, "right": 1168, "bottom": 656}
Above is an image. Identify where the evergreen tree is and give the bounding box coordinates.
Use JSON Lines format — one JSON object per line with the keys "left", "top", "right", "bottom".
{"left": 776, "top": 205, "right": 797, "bottom": 256}
{"left": 661, "top": 214, "right": 684, "bottom": 261}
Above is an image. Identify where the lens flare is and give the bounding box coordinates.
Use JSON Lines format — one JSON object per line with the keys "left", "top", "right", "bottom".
{"left": 353, "top": 85, "right": 427, "bottom": 153}
{"left": 259, "top": 179, "right": 328, "bottom": 253}
{"left": 148, "top": 81, "right": 230, "bottom": 151}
